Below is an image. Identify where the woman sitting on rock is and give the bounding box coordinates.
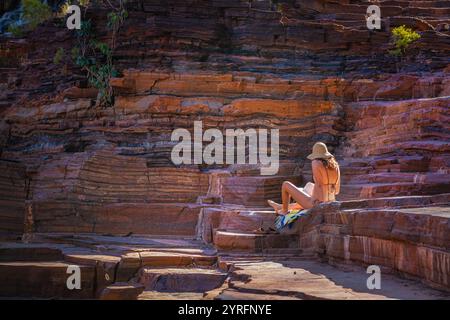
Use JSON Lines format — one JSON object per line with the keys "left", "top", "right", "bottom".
{"left": 268, "top": 142, "right": 340, "bottom": 215}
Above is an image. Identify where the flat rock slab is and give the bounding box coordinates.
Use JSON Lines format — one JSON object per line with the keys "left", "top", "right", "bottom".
{"left": 397, "top": 206, "right": 450, "bottom": 218}
{"left": 99, "top": 283, "right": 145, "bottom": 300}
{"left": 222, "top": 259, "right": 450, "bottom": 300}
{"left": 35, "top": 233, "right": 215, "bottom": 253}
{"left": 341, "top": 194, "right": 450, "bottom": 210}
{"left": 139, "top": 251, "right": 217, "bottom": 267}
{"left": 214, "top": 230, "right": 298, "bottom": 252}
{"left": 0, "top": 243, "right": 65, "bottom": 261}
{"left": 138, "top": 267, "right": 227, "bottom": 292}
{"left": 63, "top": 251, "right": 122, "bottom": 265}
{"left": 138, "top": 291, "right": 206, "bottom": 300}
{"left": 217, "top": 289, "right": 301, "bottom": 300}
{"left": 35, "top": 233, "right": 199, "bottom": 245}
{"left": 0, "top": 236, "right": 220, "bottom": 298}
{"left": 0, "top": 261, "right": 95, "bottom": 299}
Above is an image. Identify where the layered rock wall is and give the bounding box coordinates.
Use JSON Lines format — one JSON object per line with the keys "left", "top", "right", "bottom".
{"left": 0, "top": 0, "right": 448, "bottom": 236}
{"left": 1, "top": 69, "right": 449, "bottom": 234}
{"left": 336, "top": 95, "right": 450, "bottom": 200}
{"left": 0, "top": 0, "right": 448, "bottom": 297}
{"left": 1, "top": 0, "right": 449, "bottom": 111}
{"left": 292, "top": 199, "right": 450, "bottom": 291}
{"left": 0, "top": 160, "right": 27, "bottom": 238}
{"left": 1, "top": 71, "right": 342, "bottom": 234}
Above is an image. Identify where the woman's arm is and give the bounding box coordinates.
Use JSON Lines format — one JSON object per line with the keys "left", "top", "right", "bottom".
{"left": 336, "top": 165, "right": 341, "bottom": 195}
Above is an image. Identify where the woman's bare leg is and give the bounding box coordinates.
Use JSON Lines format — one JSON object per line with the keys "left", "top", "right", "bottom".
{"left": 304, "top": 182, "right": 314, "bottom": 196}
{"left": 281, "top": 182, "right": 290, "bottom": 213}
{"left": 267, "top": 200, "right": 302, "bottom": 213}
{"left": 282, "top": 181, "right": 314, "bottom": 212}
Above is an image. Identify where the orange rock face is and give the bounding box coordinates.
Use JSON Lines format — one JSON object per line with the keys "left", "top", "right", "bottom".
{"left": 293, "top": 201, "right": 450, "bottom": 291}
{"left": 0, "top": 0, "right": 449, "bottom": 298}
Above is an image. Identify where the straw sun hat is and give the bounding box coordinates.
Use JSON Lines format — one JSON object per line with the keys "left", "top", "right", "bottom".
{"left": 307, "top": 142, "right": 333, "bottom": 160}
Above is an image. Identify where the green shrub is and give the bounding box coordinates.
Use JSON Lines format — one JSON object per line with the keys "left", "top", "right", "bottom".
{"left": 65, "top": 1, "right": 128, "bottom": 107}
{"left": 53, "top": 47, "right": 65, "bottom": 65}
{"left": 389, "top": 25, "right": 421, "bottom": 57}
{"left": 58, "top": 0, "right": 90, "bottom": 18}
{"left": 8, "top": 0, "right": 52, "bottom": 36}
{"left": 58, "top": 2, "right": 71, "bottom": 18}
{"left": 71, "top": 1, "right": 128, "bottom": 107}
{"left": 7, "top": 24, "right": 24, "bottom": 37}
{"left": 23, "top": 0, "right": 52, "bottom": 29}
{"left": 79, "top": 0, "right": 91, "bottom": 7}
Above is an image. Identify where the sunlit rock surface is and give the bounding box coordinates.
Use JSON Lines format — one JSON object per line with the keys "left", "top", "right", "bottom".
{"left": 0, "top": 0, "right": 449, "bottom": 299}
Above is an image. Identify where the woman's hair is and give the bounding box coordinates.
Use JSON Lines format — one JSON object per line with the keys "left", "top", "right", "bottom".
{"left": 317, "top": 157, "right": 339, "bottom": 170}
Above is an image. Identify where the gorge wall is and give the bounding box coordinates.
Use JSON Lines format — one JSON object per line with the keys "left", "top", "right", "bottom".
{"left": 0, "top": 0, "right": 448, "bottom": 279}
{"left": 0, "top": 160, "right": 27, "bottom": 238}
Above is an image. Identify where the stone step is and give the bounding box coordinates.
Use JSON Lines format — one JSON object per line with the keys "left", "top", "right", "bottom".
{"left": 139, "top": 251, "right": 217, "bottom": 267}
{"left": 218, "top": 259, "right": 450, "bottom": 300}
{"left": 99, "top": 282, "right": 145, "bottom": 300}
{"left": 213, "top": 230, "right": 299, "bottom": 252}
{"left": 137, "top": 291, "right": 206, "bottom": 300}
{"left": 0, "top": 236, "right": 221, "bottom": 299}
{"left": 339, "top": 180, "right": 450, "bottom": 200}
{"left": 200, "top": 207, "right": 278, "bottom": 243}
{"left": 0, "top": 261, "right": 96, "bottom": 299}
{"left": 0, "top": 243, "right": 64, "bottom": 262}
{"left": 31, "top": 199, "right": 203, "bottom": 234}
{"left": 262, "top": 248, "right": 305, "bottom": 256}
{"left": 206, "top": 208, "right": 276, "bottom": 232}
{"left": 346, "top": 172, "right": 450, "bottom": 184}
{"left": 137, "top": 267, "right": 227, "bottom": 293}
{"left": 340, "top": 166, "right": 372, "bottom": 176}
{"left": 32, "top": 233, "right": 209, "bottom": 250}
{"left": 340, "top": 193, "right": 450, "bottom": 210}
{"left": 217, "top": 249, "right": 311, "bottom": 264}
{"left": 116, "top": 250, "right": 218, "bottom": 282}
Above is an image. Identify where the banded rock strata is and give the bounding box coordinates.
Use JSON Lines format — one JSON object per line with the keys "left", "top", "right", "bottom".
{"left": 0, "top": 0, "right": 448, "bottom": 299}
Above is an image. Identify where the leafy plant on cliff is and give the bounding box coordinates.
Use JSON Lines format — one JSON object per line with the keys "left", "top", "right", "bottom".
{"left": 58, "top": 0, "right": 91, "bottom": 17}
{"left": 7, "top": 24, "right": 24, "bottom": 37}
{"left": 67, "top": 0, "right": 128, "bottom": 107}
{"left": 7, "top": 0, "right": 52, "bottom": 37}
{"left": 389, "top": 25, "right": 421, "bottom": 57}
{"left": 53, "top": 47, "right": 65, "bottom": 65}
{"left": 23, "top": 0, "right": 52, "bottom": 29}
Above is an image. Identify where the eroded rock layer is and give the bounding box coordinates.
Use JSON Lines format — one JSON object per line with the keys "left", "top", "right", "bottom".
{"left": 0, "top": 0, "right": 449, "bottom": 298}
{"left": 0, "top": 160, "right": 27, "bottom": 238}
{"left": 294, "top": 201, "right": 450, "bottom": 291}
